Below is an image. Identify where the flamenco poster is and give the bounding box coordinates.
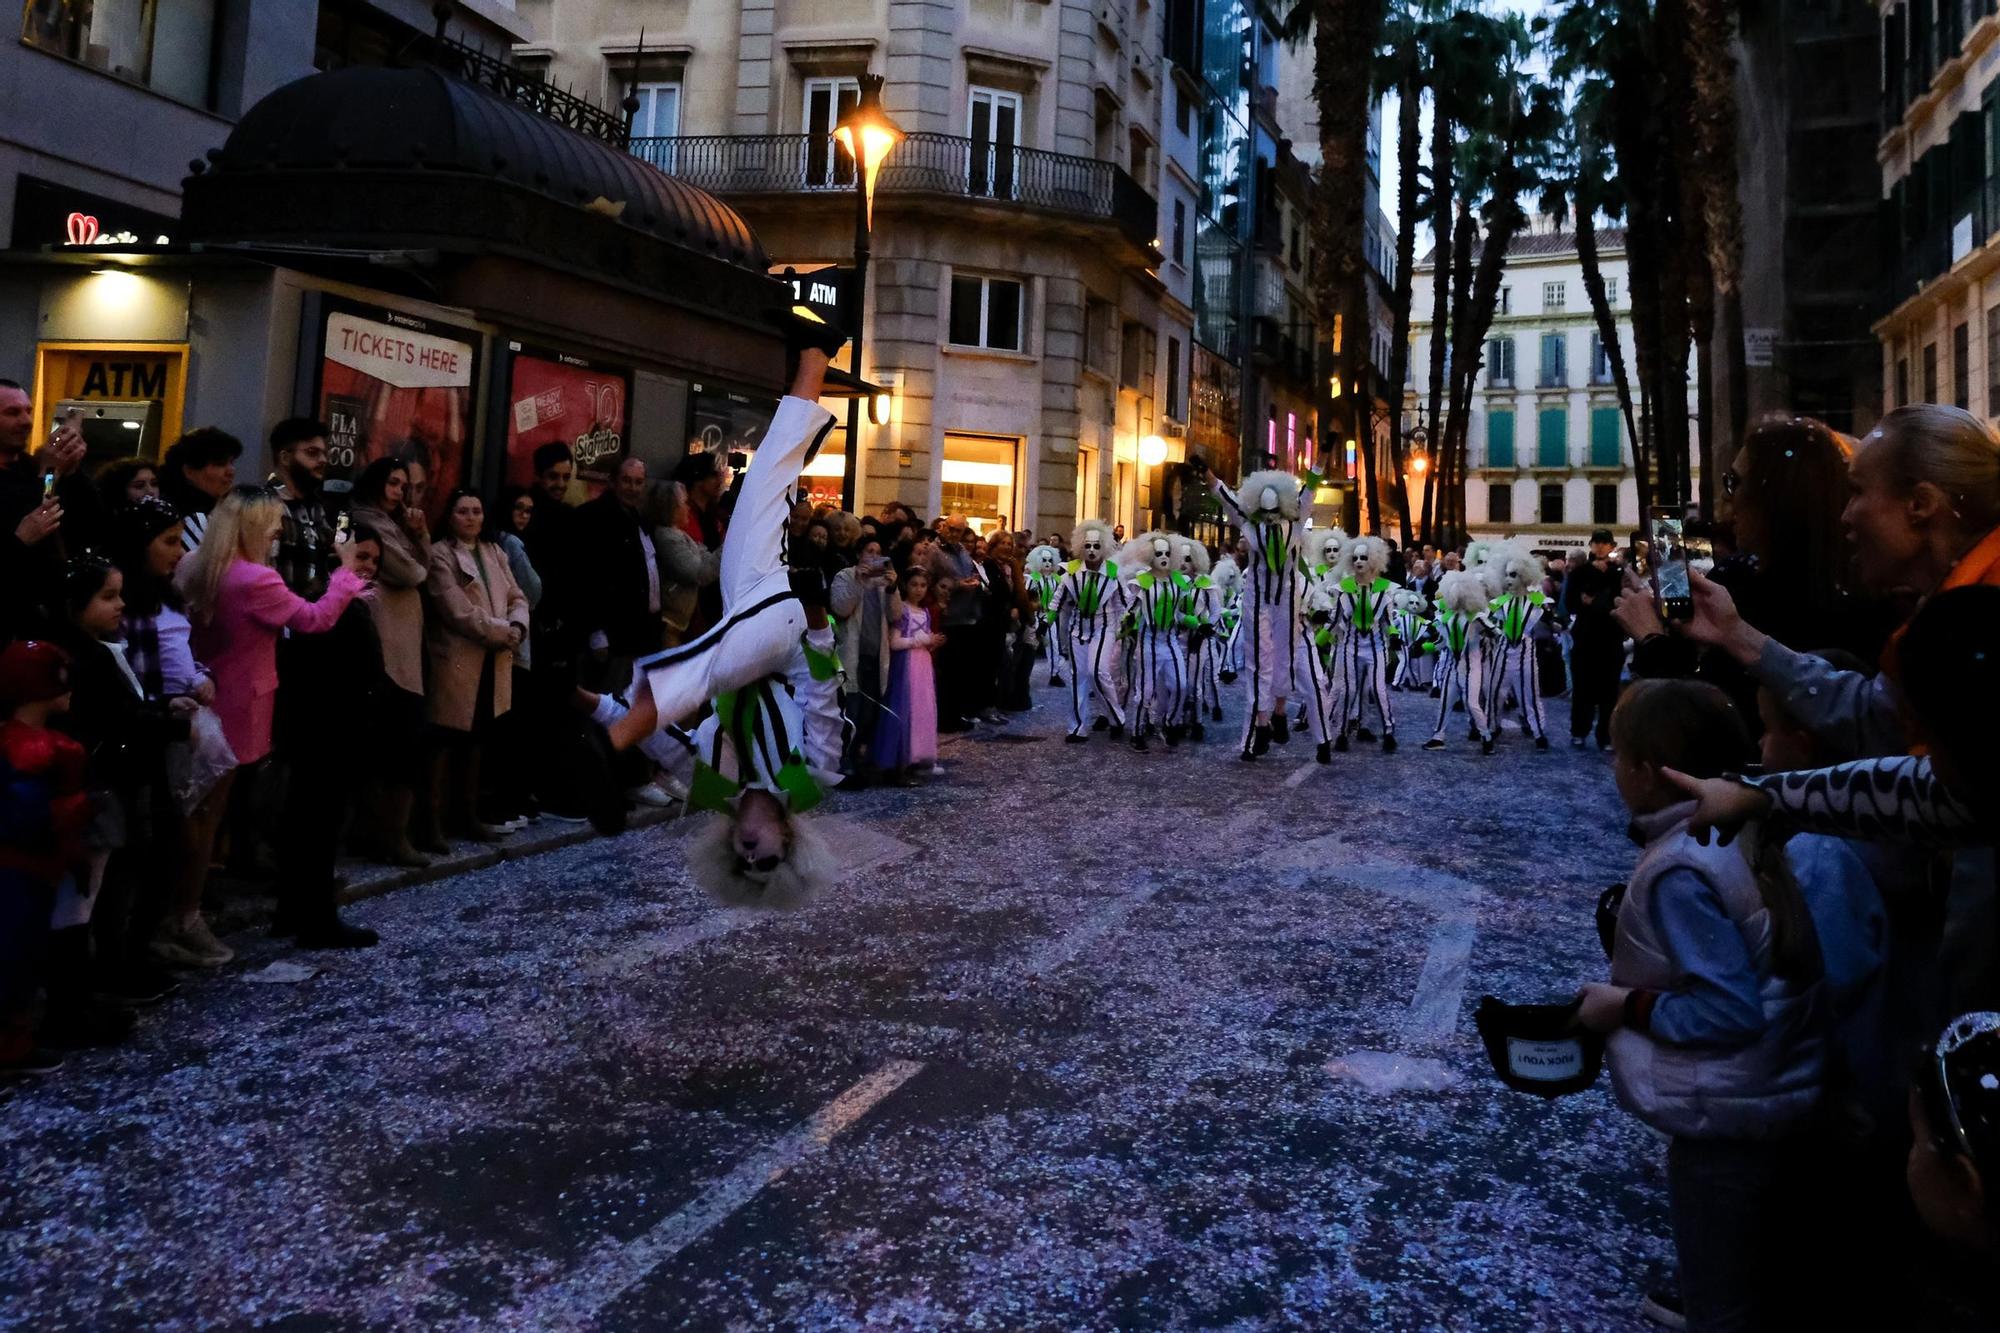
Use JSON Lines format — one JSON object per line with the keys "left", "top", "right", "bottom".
{"left": 316, "top": 301, "right": 478, "bottom": 522}
{"left": 503, "top": 346, "right": 630, "bottom": 498}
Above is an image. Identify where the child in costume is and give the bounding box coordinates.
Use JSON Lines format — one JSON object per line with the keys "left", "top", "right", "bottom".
{"left": 1423, "top": 570, "right": 1495, "bottom": 753}
{"left": 595, "top": 330, "right": 846, "bottom": 909}
{"left": 1296, "top": 527, "right": 1352, "bottom": 765}
{"left": 1212, "top": 554, "right": 1245, "bottom": 686}
{"left": 1120, "top": 531, "right": 1197, "bottom": 751}
{"left": 1206, "top": 465, "right": 1306, "bottom": 759}
{"left": 1334, "top": 535, "right": 1398, "bottom": 753}
{"left": 1049, "top": 518, "right": 1129, "bottom": 743}
{"left": 1174, "top": 534, "right": 1222, "bottom": 739}
{"left": 1388, "top": 587, "right": 1433, "bottom": 692}
{"left": 1482, "top": 543, "right": 1551, "bottom": 750}
{"left": 874, "top": 565, "right": 942, "bottom": 784}
{"left": 1023, "top": 543, "right": 1067, "bottom": 689}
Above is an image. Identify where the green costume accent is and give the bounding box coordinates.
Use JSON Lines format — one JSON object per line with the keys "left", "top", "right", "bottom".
{"left": 688, "top": 687, "right": 825, "bottom": 816}
{"left": 1066, "top": 560, "right": 1121, "bottom": 615}
{"left": 801, "top": 636, "right": 842, "bottom": 682}
{"left": 1338, "top": 575, "right": 1395, "bottom": 632}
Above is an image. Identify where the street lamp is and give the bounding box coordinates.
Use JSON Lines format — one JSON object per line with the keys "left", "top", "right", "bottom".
{"left": 1139, "top": 434, "right": 1168, "bottom": 468}
{"left": 832, "top": 73, "right": 903, "bottom": 512}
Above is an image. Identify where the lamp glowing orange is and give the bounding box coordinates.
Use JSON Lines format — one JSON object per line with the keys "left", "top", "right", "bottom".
{"left": 832, "top": 75, "right": 903, "bottom": 230}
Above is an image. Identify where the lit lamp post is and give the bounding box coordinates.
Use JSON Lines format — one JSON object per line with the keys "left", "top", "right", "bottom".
{"left": 1139, "top": 433, "right": 1168, "bottom": 529}
{"left": 1407, "top": 420, "right": 1429, "bottom": 536}
{"left": 832, "top": 74, "right": 902, "bottom": 513}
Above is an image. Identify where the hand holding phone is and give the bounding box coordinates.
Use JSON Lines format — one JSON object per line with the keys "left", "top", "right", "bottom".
{"left": 1650, "top": 512, "right": 1711, "bottom": 622}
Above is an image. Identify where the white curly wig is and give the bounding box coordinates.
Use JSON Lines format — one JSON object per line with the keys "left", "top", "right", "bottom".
{"left": 1025, "top": 543, "right": 1064, "bottom": 575}
{"left": 1472, "top": 541, "right": 1513, "bottom": 599}
{"left": 1071, "top": 518, "right": 1118, "bottom": 560}
{"left": 1495, "top": 545, "right": 1546, "bottom": 598}
{"left": 686, "top": 811, "right": 837, "bottom": 912}
{"left": 1119, "top": 530, "right": 1177, "bottom": 574}
{"left": 1437, "top": 569, "right": 1490, "bottom": 616}
{"left": 1237, "top": 469, "right": 1301, "bottom": 521}
{"left": 1170, "top": 533, "right": 1212, "bottom": 577}
{"left": 1310, "top": 525, "right": 1351, "bottom": 573}
{"left": 1347, "top": 535, "right": 1389, "bottom": 583}
{"left": 1211, "top": 555, "right": 1243, "bottom": 594}
{"left": 1390, "top": 587, "right": 1430, "bottom": 616}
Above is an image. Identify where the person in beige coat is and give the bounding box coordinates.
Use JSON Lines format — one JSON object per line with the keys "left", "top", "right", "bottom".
{"left": 425, "top": 487, "right": 530, "bottom": 841}
{"left": 348, "top": 457, "right": 434, "bottom": 864}
{"left": 652, "top": 480, "right": 720, "bottom": 648}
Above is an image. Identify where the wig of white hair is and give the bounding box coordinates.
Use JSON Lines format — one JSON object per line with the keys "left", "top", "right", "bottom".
{"left": 1390, "top": 586, "right": 1431, "bottom": 616}
{"left": 1347, "top": 535, "right": 1390, "bottom": 583}
{"left": 1495, "top": 545, "right": 1546, "bottom": 598}
{"left": 1071, "top": 518, "right": 1118, "bottom": 559}
{"left": 1437, "top": 569, "right": 1491, "bottom": 616}
{"left": 1309, "top": 525, "right": 1351, "bottom": 574}
{"left": 1025, "top": 543, "right": 1064, "bottom": 575}
{"left": 1118, "top": 529, "right": 1178, "bottom": 575}
{"left": 1472, "top": 541, "right": 1513, "bottom": 599}
{"left": 1170, "top": 533, "right": 1212, "bottom": 578}
{"left": 1237, "top": 469, "right": 1301, "bottom": 521}
{"left": 1211, "top": 555, "right": 1243, "bottom": 594}
{"left": 1463, "top": 540, "right": 1497, "bottom": 570}
{"left": 685, "top": 812, "right": 837, "bottom": 912}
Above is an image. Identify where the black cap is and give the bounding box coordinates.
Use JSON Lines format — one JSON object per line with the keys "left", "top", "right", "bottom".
{"left": 1590, "top": 529, "right": 1616, "bottom": 546}
{"left": 675, "top": 451, "right": 721, "bottom": 484}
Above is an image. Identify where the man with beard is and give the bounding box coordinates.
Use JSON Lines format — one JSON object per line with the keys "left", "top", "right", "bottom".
{"left": 268, "top": 418, "right": 378, "bottom": 945}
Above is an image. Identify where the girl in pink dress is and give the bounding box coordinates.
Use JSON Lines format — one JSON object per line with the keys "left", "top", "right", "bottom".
{"left": 873, "top": 567, "right": 941, "bottom": 785}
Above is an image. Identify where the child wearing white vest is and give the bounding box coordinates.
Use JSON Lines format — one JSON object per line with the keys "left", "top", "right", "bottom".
{"left": 1576, "top": 679, "right": 1826, "bottom": 1333}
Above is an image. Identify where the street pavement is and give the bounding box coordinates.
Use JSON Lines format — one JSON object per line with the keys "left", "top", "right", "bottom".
{"left": 0, "top": 676, "right": 1675, "bottom": 1331}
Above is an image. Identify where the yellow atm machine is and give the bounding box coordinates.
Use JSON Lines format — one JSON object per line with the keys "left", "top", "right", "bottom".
{"left": 33, "top": 342, "right": 186, "bottom": 465}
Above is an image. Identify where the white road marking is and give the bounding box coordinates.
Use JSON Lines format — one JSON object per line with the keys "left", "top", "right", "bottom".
{"left": 512, "top": 1059, "right": 926, "bottom": 1329}
{"left": 1024, "top": 880, "right": 1159, "bottom": 975}
{"left": 1401, "top": 916, "right": 1478, "bottom": 1042}
{"left": 1283, "top": 762, "right": 1319, "bottom": 788}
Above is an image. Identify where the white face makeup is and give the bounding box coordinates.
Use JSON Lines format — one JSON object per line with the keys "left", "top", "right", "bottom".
{"left": 1082, "top": 533, "right": 1106, "bottom": 567}
{"left": 1178, "top": 544, "right": 1200, "bottom": 575}
{"left": 1150, "top": 538, "right": 1172, "bottom": 573}
{"left": 1259, "top": 485, "right": 1279, "bottom": 511}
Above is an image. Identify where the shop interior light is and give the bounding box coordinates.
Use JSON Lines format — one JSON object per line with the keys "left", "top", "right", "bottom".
{"left": 120, "top": 420, "right": 141, "bottom": 430}
{"left": 832, "top": 75, "right": 903, "bottom": 230}
{"left": 1138, "top": 434, "right": 1169, "bottom": 468}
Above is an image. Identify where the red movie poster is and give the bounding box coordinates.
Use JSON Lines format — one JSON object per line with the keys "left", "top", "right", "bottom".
{"left": 505, "top": 349, "right": 630, "bottom": 499}
{"left": 317, "top": 304, "right": 478, "bottom": 523}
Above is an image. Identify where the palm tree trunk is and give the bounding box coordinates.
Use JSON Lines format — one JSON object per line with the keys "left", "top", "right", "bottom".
{"left": 1685, "top": 0, "right": 1750, "bottom": 481}
{"left": 1574, "top": 201, "right": 1648, "bottom": 517}
{"left": 1420, "top": 93, "right": 1453, "bottom": 544}
{"left": 1384, "top": 57, "right": 1422, "bottom": 549}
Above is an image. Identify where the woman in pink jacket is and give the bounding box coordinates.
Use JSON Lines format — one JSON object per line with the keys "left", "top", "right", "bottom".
{"left": 165, "top": 485, "right": 369, "bottom": 965}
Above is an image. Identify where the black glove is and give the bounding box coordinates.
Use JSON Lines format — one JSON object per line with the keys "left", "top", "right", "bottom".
{"left": 775, "top": 301, "right": 850, "bottom": 357}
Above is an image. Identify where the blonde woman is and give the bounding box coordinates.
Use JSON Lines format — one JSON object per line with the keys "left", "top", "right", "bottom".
{"left": 169, "top": 484, "right": 370, "bottom": 963}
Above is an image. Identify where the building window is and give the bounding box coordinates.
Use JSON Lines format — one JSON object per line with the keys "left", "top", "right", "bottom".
{"left": 949, "top": 275, "right": 1025, "bottom": 351}
{"left": 629, "top": 82, "right": 682, "bottom": 138}
{"left": 1589, "top": 406, "right": 1622, "bottom": 467}
{"left": 1924, "top": 342, "right": 1939, "bottom": 403}
{"left": 1499, "top": 286, "right": 1512, "bottom": 316}
{"left": 1605, "top": 277, "right": 1619, "bottom": 306}
{"left": 1166, "top": 335, "right": 1185, "bottom": 420}
{"left": 1542, "top": 281, "right": 1566, "bottom": 312}
{"left": 804, "top": 77, "right": 861, "bottom": 187}
{"left": 1897, "top": 356, "right": 1910, "bottom": 408}
{"left": 1485, "top": 336, "right": 1515, "bottom": 388}
{"left": 1986, "top": 312, "right": 2000, "bottom": 416}
{"left": 1172, "top": 198, "right": 1187, "bottom": 267}
{"left": 1540, "top": 481, "right": 1566, "bottom": 525}
{"left": 1176, "top": 85, "right": 1192, "bottom": 135}
{"left": 1084, "top": 297, "right": 1115, "bottom": 376}
{"left": 1289, "top": 218, "right": 1303, "bottom": 271}
{"left": 968, "top": 86, "right": 1024, "bottom": 199}
{"left": 1539, "top": 331, "right": 1567, "bottom": 388}
{"left": 1593, "top": 482, "right": 1619, "bottom": 525}
{"left": 1954, "top": 321, "right": 1971, "bottom": 410}
{"left": 1590, "top": 332, "right": 1614, "bottom": 384}
{"left": 1537, "top": 408, "right": 1568, "bottom": 468}
{"left": 23, "top": 0, "right": 219, "bottom": 105}
{"left": 1489, "top": 483, "right": 1513, "bottom": 523}
{"left": 1488, "top": 410, "right": 1516, "bottom": 468}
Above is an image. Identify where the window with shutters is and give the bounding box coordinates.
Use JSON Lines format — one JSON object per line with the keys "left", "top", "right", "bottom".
{"left": 1593, "top": 483, "right": 1619, "bottom": 525}
{"left": 1589, "top": 407, "right": 1622, "bottom": 467}
{"left": 1955, "top": 321, "right": 1971, "bottom": 409}
{"left": 1590, "top": 332, "right": 1615, "bottom": 384}
{"left": 1540, "top": 481, "right": 1565, "bottom": 524}
{"left": 1542, "top": 281, "right": 1566, "bottom": 312}
{"left": 1488, "top": 409, "right": 1516, "bottom": 468}
{"left": 1537, "top": 408, "right": 1568, "bottom": 468}
{"left": 1485, "top": 337, "right": 1515, "bottom": 388}
{"left": 1539, "top": 331, "right": 1567, "bottom": 387}
{"left": 1924, "top": 342, "right": 1939, "bottom": 402}
{"left": 1489, "top": 483, "right": 1513, "bottom": 523}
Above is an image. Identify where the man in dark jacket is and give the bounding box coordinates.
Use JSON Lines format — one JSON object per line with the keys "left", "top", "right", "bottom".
{"left": 1567, "top": 529, "right": 1626, "bottom": 749}
{"left": 0, "top": 379, "right": 89, "bottom": 641}
{"left": 578, "top": 456, "right": 664, "bottom": 692}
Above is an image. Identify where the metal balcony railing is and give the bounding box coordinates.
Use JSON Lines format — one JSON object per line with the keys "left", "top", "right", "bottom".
{"left": 629, "top": 132, "right": 1159, "bottom": 250}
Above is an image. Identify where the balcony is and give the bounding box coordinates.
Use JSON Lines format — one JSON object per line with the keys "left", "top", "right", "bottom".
{"left": 630, "top": 132, "right": 1160, "bottom": 260}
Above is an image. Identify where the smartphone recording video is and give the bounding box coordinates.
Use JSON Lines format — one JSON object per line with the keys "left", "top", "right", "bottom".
{"left": 1650, "top": 511, "right": 1712, "bottom": 621}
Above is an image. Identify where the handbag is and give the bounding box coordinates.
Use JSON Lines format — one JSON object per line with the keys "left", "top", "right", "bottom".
{"left": 164, "top": 705, "right": 240, "bottom": 814}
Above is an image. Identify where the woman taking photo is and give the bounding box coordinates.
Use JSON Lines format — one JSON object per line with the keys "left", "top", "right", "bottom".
{"left": 175, "top": 485, "right": 371, "bottom": 955}
{"left": 653, "top": 480, "right": 719, "bottom": 650}
{"left": 347, "top": 457, "right": 434, "bottom": 865}
{"left": 424, "top": 488, "right": 529, "bottom": 842}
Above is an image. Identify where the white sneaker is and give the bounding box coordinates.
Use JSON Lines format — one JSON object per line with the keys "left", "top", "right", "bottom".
{"left": 929, "top": 763, "right": 945, "bottom": 776}
{"left": 492, "top": 816, "right": 529, "bottom": 834}
{"left": 626, "top": 782, "right": 675, "bottom": 808}
{"left": 152, "top": 915, "right": 233, "bottom": 969}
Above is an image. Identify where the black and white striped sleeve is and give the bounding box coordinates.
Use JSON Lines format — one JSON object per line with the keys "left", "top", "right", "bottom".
{"left": 1750, "top": 755, "right": 1984, "bottom": 848}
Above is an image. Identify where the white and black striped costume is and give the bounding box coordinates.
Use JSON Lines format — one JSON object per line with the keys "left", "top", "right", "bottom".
{"left": 1482, "top": 592, "right": 1548, "bottom": 742}
{"left": 623, "top": 395, "right": 836, "bottom": 805}
{"left": 1334, "top": 575, "right": 1396, "bottom": 739}
{"left": 1390, "top": 606, "right": 1432, "bottom": 691}
{"left": 1296, "top": 585, "right": 1346, "bottom": 751}
{"left": 1427, "top": 605, "right": 1492, "bottom": 745}
{"left": 1187, "top": 574, "right": 1225, "bottom": 726}
{"left": 1049, "top": 559, "right": 1129, "bottom": 736}
{"left": 1027, "top": 568, "right": 1067, "bottom": 686}
{"left": 1126, "top": 568, "right": 1196, "bottom": 735}
{"left": 1210, "top": 477, "right": 1304, "bottom": 740}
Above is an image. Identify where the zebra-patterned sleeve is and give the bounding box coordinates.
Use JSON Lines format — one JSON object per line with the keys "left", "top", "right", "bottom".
{"left": 1211, "top": 476, "right": 1249, "bottom": 525}
{"left": 1749, "top": 755, "right": 1983, "bottom": 848}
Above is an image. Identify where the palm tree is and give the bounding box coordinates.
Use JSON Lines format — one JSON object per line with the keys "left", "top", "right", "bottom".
{"left": 1683, "top": 0, "right": 1747, "bottom": 516}
{"left": 1376, "top": 0, "right": 1432, "bottom": 549}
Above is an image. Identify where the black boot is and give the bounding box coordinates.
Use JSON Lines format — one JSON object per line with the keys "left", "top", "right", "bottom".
{"left": 1534, "top": 735, "right": 1550, "bottom": 751}
{"left": 1333, "top": 732, "right": 1349, "bottom": 753}
{"left": 1190, "top": 722, "right": 1206, "bottom": 742}
{"left": 1092, "top": 716, "right": 1109, "bottom": 732}
{"left": 1481, "top": 737, "right": 1496, "bottom": 755}
{"left": 1422, "top": 737, "right": 1446, "bottom": 751}
{"left": 1252, "top": 723, "right": 1272, "bottom": 756}
{"left": 1109, "top": 722, "right": 1125, "bottom": 740}
{"left": 1132, "top": 729, "right": 1149, "bottom": 753}
{"left": 295, "top": 909, "right": 380, "bottom": 950}
{"left": 1316, "top": 741, "right": 1332, "bottom": 765}
{"left": 1164, "top": 725, "right": 1183, "bottom": 748}
{"left": 1270, "top": 713, "right": 1291, "bottom": 744}
{"left": 1211, "top": 705, "right": 1224, "bottom": 722}
{"left": 1357, "top": 726, "right": 1376, "bottom": 743}
{"left": 1065, "top": 732, "right": 1088, "bottom": 744}
{"left": 1381, "top": 733, "right": 1397, "bottom": 754}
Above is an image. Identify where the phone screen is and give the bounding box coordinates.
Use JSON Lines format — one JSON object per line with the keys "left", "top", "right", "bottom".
{"left": 1653, "top": 515, "right": 1689, "bottom": 603}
